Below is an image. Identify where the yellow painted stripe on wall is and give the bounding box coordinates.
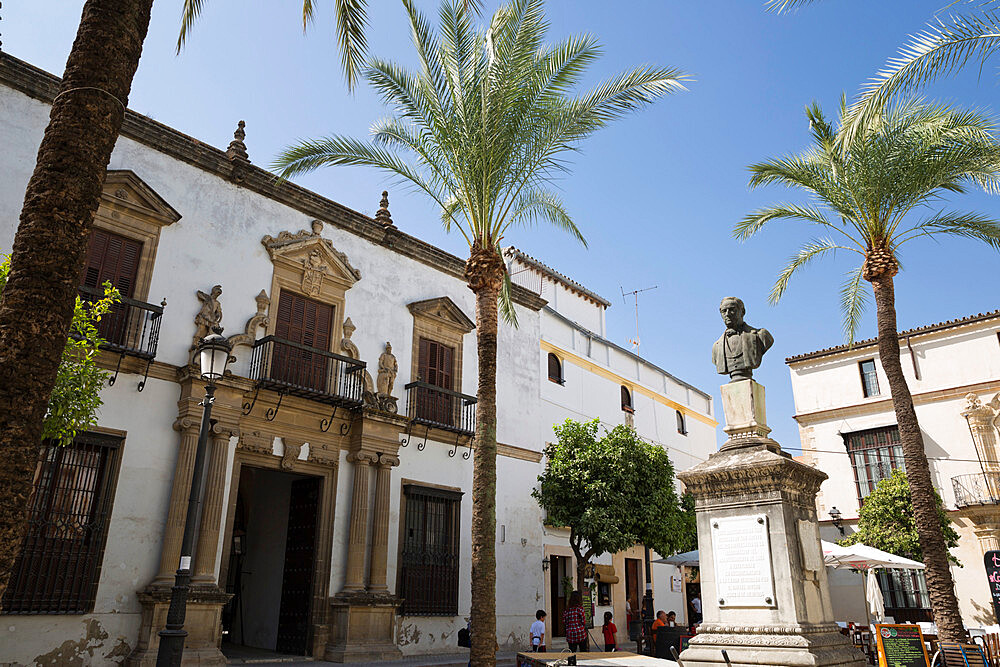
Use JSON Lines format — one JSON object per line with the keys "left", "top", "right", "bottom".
{"left": 540, "top": 339, "right": 718, "bottom": 428}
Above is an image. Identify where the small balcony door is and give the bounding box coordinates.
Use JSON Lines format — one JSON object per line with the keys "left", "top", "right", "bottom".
{"left": 417, "top": 338, "right": 454, "bottom": 426}
{"left": 82, "top": 228, "right": 142, "bottom": 347}
{"left": 272, "top": 291, "right": 333, "bottom": 393}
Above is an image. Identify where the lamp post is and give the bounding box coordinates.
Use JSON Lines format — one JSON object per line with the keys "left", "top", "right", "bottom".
{"left": 829, "top": 506, "right": 844, "bottom": 536}
{"left": 156, "top": 329, "right": 232, "bottom": 667}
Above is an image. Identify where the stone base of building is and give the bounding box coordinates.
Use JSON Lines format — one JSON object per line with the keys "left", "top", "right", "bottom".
{"left": 680, "top": 625, "right": 865, "bottom": 667}
{"left": 126, "top": 584, "right": 231, "bottom": 666}
{"left": 325, "top": 593, "right": 402, "bottom": 663}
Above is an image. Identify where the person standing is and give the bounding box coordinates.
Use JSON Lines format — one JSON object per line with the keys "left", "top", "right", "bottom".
{"left": 601, "top": 611, "right": 617, "bottom": 652}
{"left": 563, "top": 592, "right": 587, "bottom": 653}
{"left": 690, "top": 595, "right": 702, "bottom": 624}
{"left": 530, "top": 610, "right": 547, "bottom": 652}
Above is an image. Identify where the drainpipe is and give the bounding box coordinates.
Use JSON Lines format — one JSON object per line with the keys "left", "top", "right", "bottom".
{"left": 905, "top": 336, "right": 920, "bottom": 380}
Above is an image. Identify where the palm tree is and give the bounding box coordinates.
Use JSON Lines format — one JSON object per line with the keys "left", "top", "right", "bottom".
{"left": 736, "top": 99, "right": 1000, "bottom": 641}
{"left": 0, "top": 0, "right": 155, "bottom": 604}
{"left": 273, "top": 1, "right": 686, "bottom": 662}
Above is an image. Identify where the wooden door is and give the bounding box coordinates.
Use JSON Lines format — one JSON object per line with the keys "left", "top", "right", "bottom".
{"left": 626, "top": 558, "right": 641, "bottom": 619}
{"left": 273, "top": 291, "right": 333, "bottom": 392}
{"left": 551, "top": 555, "right": 568, "bottom": 637}
{"left": 82, "top": 228, "right": 142, "bottom": 346}
{"left": 417, "top": 338, "right": 454, "bottom": 425}
{"left": 275, "top": 477, "right": 320, "bottom": 655}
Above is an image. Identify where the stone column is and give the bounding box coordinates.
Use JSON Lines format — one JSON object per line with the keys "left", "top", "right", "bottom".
{"left": 343, "top": 451, "right": 376, "bottom": 592}
{"left": 153, "top": 420, "right": 201, "bottom": 584}
{"left": 368, "top": 454, "right": 399, "bottom": 592}
{"left": 192, "top": 425, "right": 236, "bottom": 584}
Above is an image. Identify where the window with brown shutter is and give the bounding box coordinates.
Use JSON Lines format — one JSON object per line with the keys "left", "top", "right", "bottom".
{"left": 82, "top": 229, "right": 143, "bottom": 348}
{"left": 547, "top": 353, "right": 563, "bottom": 384}
{"left": 417, "top": 338, "right": 455, "bottom": 425}
{"left": 83, "top": 228, "right": 142, "bottom": 298}
{"left": 271, "top": 291, "right": 334, "bottom": 393}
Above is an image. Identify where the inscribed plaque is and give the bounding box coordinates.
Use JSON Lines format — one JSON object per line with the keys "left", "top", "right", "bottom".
{"left": 711, "top": 514, "right": 776, "bottom": 607}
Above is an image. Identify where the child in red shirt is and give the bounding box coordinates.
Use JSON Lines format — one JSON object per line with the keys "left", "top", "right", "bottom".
{"left": 602, "top": 611, "right": 617, "bottom": 652}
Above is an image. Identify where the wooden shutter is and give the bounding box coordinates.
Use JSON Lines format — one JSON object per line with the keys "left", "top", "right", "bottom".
{"left": 417, "top": 338, "right": 456, "bottom": 425}
{"left": 272, "top": 291, "right": 334, "bottom": 392}
{"left": 83, "top": 228, "right": 142, "bottom": 298}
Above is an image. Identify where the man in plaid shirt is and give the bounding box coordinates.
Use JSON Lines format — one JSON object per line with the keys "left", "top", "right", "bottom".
{"left": 563, "top": 591, "right": 588, "bottom": 652}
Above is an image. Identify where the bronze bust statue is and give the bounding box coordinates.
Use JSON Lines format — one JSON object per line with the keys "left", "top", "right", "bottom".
{"left": 712, "top": 297, "right": 773, "bottom": 382}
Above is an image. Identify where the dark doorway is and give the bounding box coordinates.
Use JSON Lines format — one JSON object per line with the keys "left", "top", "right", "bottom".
{"left": 549, "top": 555, "right": 570, "bottom": 637}
{"left": 625, "top": 558, "right": 641, "bottom": 619}
{"left": 223, "top": 466, "right": 320, "bottom": 656}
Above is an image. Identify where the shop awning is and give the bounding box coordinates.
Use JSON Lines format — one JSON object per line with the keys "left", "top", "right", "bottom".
{"left": 594, "top": 564, "right": 618, "bottom": 584}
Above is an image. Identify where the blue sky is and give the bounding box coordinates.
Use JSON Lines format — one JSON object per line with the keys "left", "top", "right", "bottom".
{"left": 5, "top": 1, "right": 999, "bottom": 450}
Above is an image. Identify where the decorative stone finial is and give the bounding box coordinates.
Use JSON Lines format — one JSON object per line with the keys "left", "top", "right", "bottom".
{"left": 375, "top": 190, "right": 394, "bottom": 228}
{"left": 226, "top": 120, "right": 250, "bottom": 163}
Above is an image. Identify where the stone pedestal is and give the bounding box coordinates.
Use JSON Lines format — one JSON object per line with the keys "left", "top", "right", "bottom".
{"left": 676, "top": 381, "right": 864, "bottom": 667}
{"left": 325, "top": 594, "right": 402, "bottom": 662}
{"left": 126, "top": 585, "right": 231, "bottom": 666}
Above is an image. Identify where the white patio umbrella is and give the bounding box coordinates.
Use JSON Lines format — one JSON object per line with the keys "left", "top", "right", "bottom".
{"left": 866, "top": 570, "right": 885, "bottom": 623}
{"left": 654, "top": 542, "right": 843, "bottom": 567}
{"left": 824, "top": 543, "right": 924, "bottom": 628}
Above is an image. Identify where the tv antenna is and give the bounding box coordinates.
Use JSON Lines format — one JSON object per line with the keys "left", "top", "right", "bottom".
{"left": 620, "top": 285, "right": 658, "bottom": 354}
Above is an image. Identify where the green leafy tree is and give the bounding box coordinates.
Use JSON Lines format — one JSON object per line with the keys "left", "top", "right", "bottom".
{"left": 736, "top": 99, "right": 1000, "bottom": 641}
{"left": 839, "top": 469, "right": 960, "bottom": 565}
{"left": 0, "top": 257, "right": 117, "bottom": 448}
{"left": 533, "top": 419, "right": 694, "bottom": 594}
{"left": 272, "top": 3, "right": 685, "bottom": 663}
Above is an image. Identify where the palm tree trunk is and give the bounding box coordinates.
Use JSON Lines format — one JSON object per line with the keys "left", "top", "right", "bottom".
{"left": 0, "top": 0, "right": 153, "bottom": 601}
{"left": 468, "top": 246, "right": 502, "bottom": 667}
{"left": 871, "top": 274, "right": 965, "bottom": 641}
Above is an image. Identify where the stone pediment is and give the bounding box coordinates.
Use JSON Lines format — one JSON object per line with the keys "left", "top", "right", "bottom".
{"left": 262, "top": 221, "right": 361, "bottom": 291}
{"left": 407, "top": 297, "right": 475, "bottom": 333}
{"left": 101, "top": 170, "right": 181, "bottom": 226}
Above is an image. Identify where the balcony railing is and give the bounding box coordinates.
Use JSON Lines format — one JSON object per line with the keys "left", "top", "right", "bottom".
{"left": 952, "top": 472, "right": 1000, "bottom": 508}
{"left": 78, "top": 285, "right": 164, "bottom": 390}
{"left": 405, "top": 381, "right": 477, "bottom": 436}
{"left": 244, "top": 336, "right": 366, "bottom": 417}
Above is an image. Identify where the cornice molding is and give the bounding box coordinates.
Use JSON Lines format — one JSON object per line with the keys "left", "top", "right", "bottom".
{"left": 0, "top": 53, "right": 547, "bottom": 311}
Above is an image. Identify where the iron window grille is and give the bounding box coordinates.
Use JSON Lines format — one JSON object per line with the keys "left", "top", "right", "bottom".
{"left": 859, "top": 359, "right": 880, "bottom": 398}
{"left": 399, "top": 485, "right": 462, "bottom": 616}
{"left": 843, "top": 425, "right": 905, "bottom": 505}
{"left": 876, "top": 569, "right": 931, "bottom": 622}
{"left": 405, "top": 382, "right": 477, "bottom": 436}
{"left": 2, "top": 432, "right": 123, "bottom": 614}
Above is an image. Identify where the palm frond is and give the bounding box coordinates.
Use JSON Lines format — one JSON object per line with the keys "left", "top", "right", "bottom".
{"left": 302, "top": 0, "right": 316, "bottom": 31}
{"left": 845, "top": 11, "right": 1000, "bottom": 146}
{"left": 770, "top": 238, "right": 857, "bottom": 303}
{"left": 506, "top": 189, "right": 586, "bottom": 247}
{"left": 498, "top": 265, "right": 519, "bottom": 326}
{"left": 335, "top": 0, "right": 370, "bottom": 91}
{"left": 176, "top": 0, "right": 207, "bottom": 53}
{"left": 764, "top": 0, "right": 825, "bottom": 13}
{"left": 839, "top": 265, "right": 870, "bottom": 344}
{"left": 899, "top": 209, "right": 1000, "bottom": 248}
{"left": 735, "top": 203, "right": 841, "bottom": 241}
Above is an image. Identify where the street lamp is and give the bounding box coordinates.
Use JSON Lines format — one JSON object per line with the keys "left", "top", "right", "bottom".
{"left": 156, "top": 328, "right": 232, "bottom": 666}
{"left": 829, "top": 506, "right": 844, "bottom": 535}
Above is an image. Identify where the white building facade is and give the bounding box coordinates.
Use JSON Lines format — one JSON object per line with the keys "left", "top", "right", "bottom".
{"left": 0, "top": 53, "right": 716, "bottom": 664}
{"left": 787, "top": 309, "right": 1000, "bottom": 628}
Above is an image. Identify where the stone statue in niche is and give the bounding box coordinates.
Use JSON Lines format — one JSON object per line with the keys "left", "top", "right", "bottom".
{"left": 192, "top": 285, "right": 223, "bottom": 349}
{"left": 301, "top": 248, "right": 328, "bottom": 296}
{"left": 711, "top": 296, "right": 773, "bottom": 382}
{"left": 376, "top": 342, "right": 399, "bottom": 413}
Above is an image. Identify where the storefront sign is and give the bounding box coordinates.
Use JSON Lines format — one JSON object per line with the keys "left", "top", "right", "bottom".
{"left": 874, "top": 624, "right": 930, "bottom": 667}
{"left": 711, "top": 514, "right": 775, "bottom": 607}
{"left": 985, "top": 550, "right": 1000, "bottom": 622}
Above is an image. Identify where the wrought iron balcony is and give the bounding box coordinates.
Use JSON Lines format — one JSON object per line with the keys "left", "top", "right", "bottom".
{"left": 404, "top": 381, "right": 477, "bottom": 437}
{"left": 952, "top": 472, "right": 1000, "bottom": 508}
{"left": 242, "top": 335, "right": 366, "bottom": 424}
{"left": 78, "top": 285, "right": 165, "bottom": 390}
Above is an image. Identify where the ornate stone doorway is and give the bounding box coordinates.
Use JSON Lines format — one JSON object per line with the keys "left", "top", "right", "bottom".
{"left": 219, "top": 448, "right": 339, "bottom": 659}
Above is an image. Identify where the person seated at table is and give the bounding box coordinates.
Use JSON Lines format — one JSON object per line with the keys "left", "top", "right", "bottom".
{"left": 666, "top": 611, "right": 678, "bottom": 627}
{"left": 652, "top": 610, "right": 667, "bottom": 631}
